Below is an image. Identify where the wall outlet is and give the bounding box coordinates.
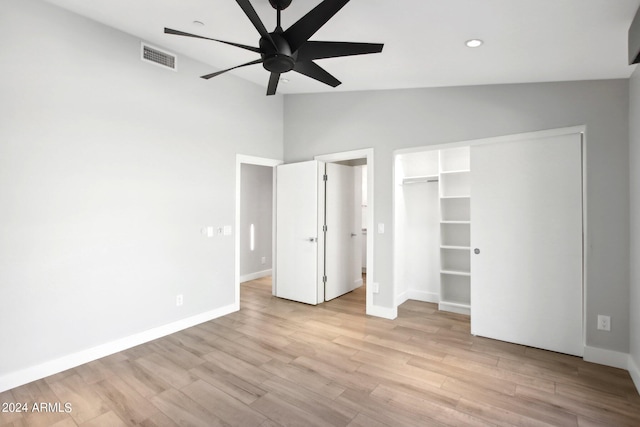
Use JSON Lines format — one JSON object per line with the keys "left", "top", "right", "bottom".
{"left": 261, "top": 256, "right": 266, "bottom": 265}
{"left": 597, "top": 315, "right": 611, "bottom": 331}
{"left": 176, "top": 294, "right": 183, "bottom": 307}
{"left": 372, "top": 282, "right": 380, "bottom": 294}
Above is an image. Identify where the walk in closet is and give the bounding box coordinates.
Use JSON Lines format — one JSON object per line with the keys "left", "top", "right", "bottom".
{"left": 395, "top": 146, "right": 471, "bottom": 315}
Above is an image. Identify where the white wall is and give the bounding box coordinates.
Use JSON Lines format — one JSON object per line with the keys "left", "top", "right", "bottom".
{"left": 0, "top": 0, "right": 282, "bottom": 385}
{"left": 396, "top": 182, "right": 440, "bottom": 304}
{"left": 240, "top": 164, "right": 273, "bottom": 280}
{"left": 629, "top": 67, "right": 640, "bottom": 387}
{"left": 284, "top": 80, "right": 630, "bottom": 354}
{"left": 395, "top": 152, "right": 440, "bottom": 304}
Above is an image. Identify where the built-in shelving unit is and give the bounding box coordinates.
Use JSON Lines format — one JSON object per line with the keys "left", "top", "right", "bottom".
{"left": 402, "top": 175, "right": 439, "bottom": 185}
{"left": 439, "top": 147, "right": 471, "bottom": 315}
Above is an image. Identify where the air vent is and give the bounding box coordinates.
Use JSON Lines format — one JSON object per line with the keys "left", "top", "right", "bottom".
{"left": 141, "top": 43, "right": 177, "bottom": 71}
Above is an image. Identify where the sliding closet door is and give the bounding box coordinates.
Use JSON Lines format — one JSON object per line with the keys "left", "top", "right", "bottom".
{"left": 470, "top": 132, "right": 583, "bottom": 356}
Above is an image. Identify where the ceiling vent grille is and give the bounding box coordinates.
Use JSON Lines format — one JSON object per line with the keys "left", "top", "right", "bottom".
{"left": 141, "top": 43, "right": 177, "bottom": 71}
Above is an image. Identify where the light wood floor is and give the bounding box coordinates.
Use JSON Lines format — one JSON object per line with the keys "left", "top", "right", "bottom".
{"left": 2, "top": 277, "right": 639, "bottom": 427}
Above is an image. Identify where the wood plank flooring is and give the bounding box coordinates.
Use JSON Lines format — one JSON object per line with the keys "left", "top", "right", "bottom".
{"left": 2, "top": 277, "right": 639, "bottom": 426}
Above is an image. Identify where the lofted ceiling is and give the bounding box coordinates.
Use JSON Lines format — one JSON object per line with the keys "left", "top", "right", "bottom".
{"left": 43, "top": 0, "right": 640, "bottom": 95}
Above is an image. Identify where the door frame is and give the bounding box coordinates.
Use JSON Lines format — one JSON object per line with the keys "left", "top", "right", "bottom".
{"left": 235, "top": 154, "right": 283, "bottom": 309}
{"left": 315, "top": 149, "right": 379, "bottom": 317}
{"left": 392, "top": 126, "right": 587, "bottom": 347}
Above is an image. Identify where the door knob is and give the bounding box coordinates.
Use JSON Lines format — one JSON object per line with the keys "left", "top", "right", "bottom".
{"left": 474, "top": 248, "right": 480, "bottom": 254}
{"left": 351, "top": 233, "right": 357, "bottom": 237}
{"left": 308, "top": 237, "right": 318, "bottom": 242}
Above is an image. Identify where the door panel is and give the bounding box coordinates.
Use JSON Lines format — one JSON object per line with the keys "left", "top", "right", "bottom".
{"left": 324, "top": 163, "right": 357, "bottom": 301}
{"left": 275, "top": 161, "right": 324, "bottom": 305}
{"left": 470, "top": 133, "right": 583, "bottom": 356}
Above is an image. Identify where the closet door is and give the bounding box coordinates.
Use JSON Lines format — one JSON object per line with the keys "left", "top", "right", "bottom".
{"left": 275, "top": 161, "right": 325, "bottom": 305}
{"left": 470, "top": 132, "right": 583, "bottom": 356}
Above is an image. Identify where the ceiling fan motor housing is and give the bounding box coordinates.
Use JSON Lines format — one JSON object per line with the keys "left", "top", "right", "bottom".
{"left": 269, "top": 0, "right": 292, "bottom": 10}
{"left": 260, "top": 33, "right": 296, "bottom": 73}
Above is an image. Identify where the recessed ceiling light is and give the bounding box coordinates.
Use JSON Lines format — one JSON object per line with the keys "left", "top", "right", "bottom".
{"left": 193, "top": 20, "right": 205, "bottom": 26}
{"left": 466, "top": 39, "right": 483, "bottom": 48}
{"left": 279, "top": 77, "right": 290, "bottom": 83}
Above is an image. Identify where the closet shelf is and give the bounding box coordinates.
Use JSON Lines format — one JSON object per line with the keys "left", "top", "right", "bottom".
{"left": 402, "top": 175, "right": 439, "bottom": 185}
{"left": 441, "top": 269, "right": 471, "bottom": 277}
{"left": 441, "top": 245, "right": 471, "bottom": 250}
{"left": 440, "top": 169, "right": 470, "bottom": 175}
{"left": 440, "top": 195, "right": 470, "bottom": 199}
{"left": 440, "top": 220, "right": 470, "bottom": 224}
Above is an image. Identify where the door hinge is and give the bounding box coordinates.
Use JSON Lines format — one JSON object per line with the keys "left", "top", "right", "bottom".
{"left": 322, "top": 275, "right": 327, "bottom": 283}
{"left": 323, "top": 174, "right": 328, "bottom": 181}
{"left": 323, "top": 224, "right": 328, "bottom": 232}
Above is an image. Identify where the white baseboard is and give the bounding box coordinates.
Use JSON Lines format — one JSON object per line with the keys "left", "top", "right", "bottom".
{"left": 407, "top": 290, "right": 439, "bottom": 304}
{"left": 367, "top": 304, "right": 397, "bottom": 320}
{"left": 240, "top": 269, "right": 272, "bottom": 283}
{"left": 395, "top": 291, "right": 409, "bottom": 306}
{"left": 583, "top": 346, "right": 629, "bottom": 370}
{"left": 0, "top": 303, "right": 237, "bottom": 393}
{"left": 629, "top": 355, "right": 640, "bottom": 394}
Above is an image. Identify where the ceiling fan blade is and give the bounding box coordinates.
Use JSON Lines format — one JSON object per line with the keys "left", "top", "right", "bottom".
{"left": 164, "top": 28, "right": 260, "bottom": 53}
{"left": 201, "top": 58, "right": 264, "bottom": 80}
{"left": 236, "top": 0, "right": 276, "bottom": 48}
{"left": 284, "top": 0, "right": 350, "bottom": 53}
{"left": 267, "top": 72, "right": 281, "bottom": 96}
{"left": 293, "top": 61, "right": 341, "bottom": 87}
{"left": 297, "top": 41, "right": 384, "bottom": 61}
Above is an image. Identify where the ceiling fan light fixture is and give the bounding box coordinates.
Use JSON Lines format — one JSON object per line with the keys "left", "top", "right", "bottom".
{"left": 466, "top": 39, "right": 483, "bottom": 48}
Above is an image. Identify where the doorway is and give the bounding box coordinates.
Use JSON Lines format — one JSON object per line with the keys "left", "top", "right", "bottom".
{"left": 235, "top": 155, "right": 282, "bottom": 309}
{"left": 236, "top": 150, "right": 377, "bottom": 317}
{"left": 315, "top": 149, "right": 375, "bottom": 316}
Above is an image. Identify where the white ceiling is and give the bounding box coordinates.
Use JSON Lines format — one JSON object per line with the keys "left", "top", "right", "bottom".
{"left": 43, "top": 0, "right": 640, "bottom": 95}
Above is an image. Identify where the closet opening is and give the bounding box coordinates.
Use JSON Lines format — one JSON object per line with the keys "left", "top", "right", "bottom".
{"left": 394, "top": 146, "right": 471, "bottom": 316}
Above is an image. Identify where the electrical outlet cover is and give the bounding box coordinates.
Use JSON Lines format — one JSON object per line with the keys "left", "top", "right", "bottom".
{"left": 597, "top": 315, "right": 611, "bottom": 331}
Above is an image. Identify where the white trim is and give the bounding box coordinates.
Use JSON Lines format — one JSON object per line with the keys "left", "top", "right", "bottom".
{"left": 629, "top": 355, "right": 640, "bottom": 394}
{"left": 583, "top": 346, "right": 629, "bottom": 370}
{"left": 397, "top": 291, "right": 439, "bottom": 306}
{"left": 240, "top": 269, "right": 272, "bottom": 283}
{"left": 396, "top": 291, "right": 409, "bottom": 306}
{"left": 367, "top": 304, "right": 398, "bottom": 320}
{"left": 235, "top": 155, "right": 283, "bottom": 307}
{"left": 314, "top": 149, "right": 376, "bottom": 317}
{"left": 394, "top": 126, "right": 587, "bottom": 157}
{"left": 407, "top": 290, "right": 440, "bottom": 304}
{"left": 0, "top": 304, "right": 236, "bottom": 393}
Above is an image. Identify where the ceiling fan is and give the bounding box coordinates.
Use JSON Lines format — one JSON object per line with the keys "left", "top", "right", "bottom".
{"left": 164, "top": 0, "right": 384, "bottom": 95}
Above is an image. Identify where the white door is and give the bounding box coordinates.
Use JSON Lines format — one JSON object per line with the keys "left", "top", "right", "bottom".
{"left": 470, "top": 132, "right": 583, "bottom": 356}
{"left": 275, "top": 161, "right": 325, "bottom": 305}
{"left": 324, "top": 163, "right": 358, "bottom": 301}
